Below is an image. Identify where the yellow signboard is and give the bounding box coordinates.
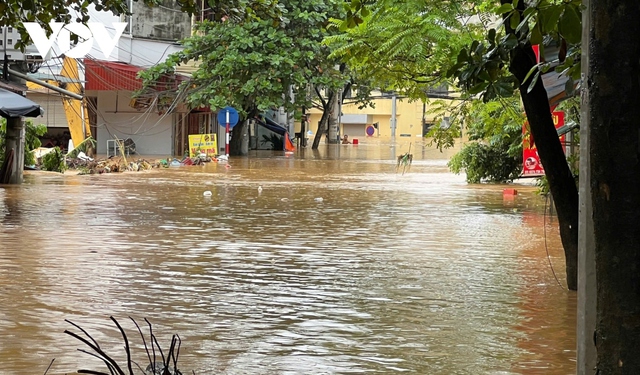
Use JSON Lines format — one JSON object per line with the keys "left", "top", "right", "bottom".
{"left": 188, "top": 134, "right": 218, "bottom": 157}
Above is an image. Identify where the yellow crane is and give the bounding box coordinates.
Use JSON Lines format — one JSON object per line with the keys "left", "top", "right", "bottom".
{"left": 60, "top": 56, "right": 91, "bottom": 150}
{"left": 27, "top": 56, "right": 91, "bottom": 150}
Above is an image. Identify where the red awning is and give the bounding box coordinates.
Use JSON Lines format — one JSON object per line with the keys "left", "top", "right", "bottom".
{"left": 84, "top": 59, "right": 187, "bottom": 91}
{"left": 85, "top": 59, "right": 143, "bottom": 91}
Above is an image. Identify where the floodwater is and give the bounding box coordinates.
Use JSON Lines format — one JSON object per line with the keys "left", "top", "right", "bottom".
{"left": 0, "top": 140, "right": 576, "bottom": 374}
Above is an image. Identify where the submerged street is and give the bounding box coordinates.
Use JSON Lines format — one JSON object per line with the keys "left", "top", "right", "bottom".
{"left": 0, "top": 141, "right": 575, "bottom": 374}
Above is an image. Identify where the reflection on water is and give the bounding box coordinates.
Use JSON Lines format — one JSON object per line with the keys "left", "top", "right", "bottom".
{"left": 0, "top": 140, "right": 575, "bottom": 374}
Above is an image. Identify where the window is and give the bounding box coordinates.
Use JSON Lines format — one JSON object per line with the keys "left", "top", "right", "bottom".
{"left": 7, "top": 39, "right": 12, "bottom": 45}
{"left": 7, "top": 27, "right": 12, "bottom": 33}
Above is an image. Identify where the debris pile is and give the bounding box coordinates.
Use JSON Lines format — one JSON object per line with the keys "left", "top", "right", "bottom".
{"left": 30, "top": 144, "right": 221, "bottom": 175}
{"left": 68, "top": 156, "right": 159, "bottom": 175}
{"left": 66, "top": 156, "right": 217, "bottom": 175}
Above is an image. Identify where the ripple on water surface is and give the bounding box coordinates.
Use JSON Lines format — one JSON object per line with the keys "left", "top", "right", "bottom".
{"left": 0, "top": 151, "right": 574, "bottom": 374}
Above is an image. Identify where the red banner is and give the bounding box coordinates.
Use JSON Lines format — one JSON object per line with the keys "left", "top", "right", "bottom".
{"left": 522, "top": 111, "right": 565, "bottom": 177}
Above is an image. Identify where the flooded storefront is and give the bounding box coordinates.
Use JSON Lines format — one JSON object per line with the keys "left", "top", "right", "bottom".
{"left": 0, "top": 140, "right": 575, "bottom": 374}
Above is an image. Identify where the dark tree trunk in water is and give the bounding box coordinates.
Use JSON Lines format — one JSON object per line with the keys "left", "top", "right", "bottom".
{"left": 502, "top": 0, "right": 579, "bottom": 291}
{"left": 229, "top": 119, "right": 247, "bottom": 156}
{"left": 587, "top": 1, "right": 640, "bottom": 372}
{"left": 511, "top": 47, "right": 579, "bottom": 291}
{"left": 312, "top": 90, "right": 335, "bottom": 149}
{"left": 230, "top": 108, "right": 258, "bottom": 156}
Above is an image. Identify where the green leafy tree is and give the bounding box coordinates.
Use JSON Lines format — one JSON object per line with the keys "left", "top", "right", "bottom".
{"left": 445, "top": 96, "right": 524, "bottom": 183}
{"left": 140, "top": 0, "right": 357, "bottom": 155}
{"left": 459, "top": 0, "right": 580, "bottom": 291}
{"left": 308, "top": 64, "right": 375, "bottom": 149}
{"left": 0, "top": 119, "right": 47, "bottom": 167}
{"left": 325, "top": 1, "right": 477, "bottom": 99}
{"left": 340, "top": 0, "right": 581, "bottom": 290}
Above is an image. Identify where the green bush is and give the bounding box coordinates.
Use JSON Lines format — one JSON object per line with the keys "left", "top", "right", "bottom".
{"left": 41, "top": 147, "right": 67, "bottom": 173}
{"left": 449, "top": 139, "right": 523, "bottom": 183}
{"left": 0, "top": 118, "right": 47, "bottom": 166}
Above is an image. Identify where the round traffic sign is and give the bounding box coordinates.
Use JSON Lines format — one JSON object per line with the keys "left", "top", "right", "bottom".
{"left": 366, "top": 125, "right": 375, "bottom": 136}
{"left": 217, "top": 106, "right": 239, "bottom": 128}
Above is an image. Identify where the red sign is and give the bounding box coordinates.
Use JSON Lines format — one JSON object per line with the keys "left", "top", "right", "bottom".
{"left": 522, "top": 111, "right": 565, "bottom": 177}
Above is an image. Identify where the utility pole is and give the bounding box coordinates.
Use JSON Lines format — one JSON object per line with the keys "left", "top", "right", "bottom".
{"left": 391, "top": 93, "right": 397, "bottom": 138}
{"left": 2, "top": 27, "right": 27, "bottom": 184}
{"left": 327, "top": 89, "right": 340, "bottom": 144}
{"left": 577, "top": 0, "right": 596, "bottom": 372}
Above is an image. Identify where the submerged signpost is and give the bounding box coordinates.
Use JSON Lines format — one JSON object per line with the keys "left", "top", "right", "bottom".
{"left": 217, "top": 106, "right": 239, "bottom": 159}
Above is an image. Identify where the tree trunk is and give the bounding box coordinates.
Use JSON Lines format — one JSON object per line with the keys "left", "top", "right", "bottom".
{"left": 588, "top": 0, "right": 640, "bottom": 372}
{"left": 511, "top": 47, "right": 579, "bottom": 291}
{"left": 229, "top": 118, "right": 247, "bottom": 156}
{"left": 312, "top": 90, "right": 335, "bottom": 149}
{"left": 503, "top": 0, "right": 579, "bottom": 291}
{"left": 230, "top": 107, "right": 258, "bottom": 156}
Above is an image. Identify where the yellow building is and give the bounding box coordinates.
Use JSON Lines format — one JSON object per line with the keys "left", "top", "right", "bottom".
{"left": 305, "top": 91, "right": 456, "bottom": 141}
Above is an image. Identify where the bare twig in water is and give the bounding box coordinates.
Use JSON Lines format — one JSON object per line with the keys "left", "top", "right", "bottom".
{"left": 63, "top": 316, "right": 188, "bottom": 375}
{"left": 43, "top": 358, "right": 55, "bottom": 375}
{"left": 110, "top": 316, "right": 134, "bottom": 375}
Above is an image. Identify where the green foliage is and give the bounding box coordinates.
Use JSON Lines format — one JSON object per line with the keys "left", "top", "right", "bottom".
{"left": 446, "top": 0, "right": 582, "bottom": 102}
{"left": 0, "top": 118, "right": 47, "bottom": 167}
{"left": 439, "top": 95, "right": 524, "bottom": 183}
{"left": 449, "top": 140, "right": 522, "bottom": 183}
{"left": 340, "top": 0, "right": 583, "bottom": 102}
{"left": 24, "top": 121, "right": 48, "bottom": 166}
{"left": 325, "top": 0, "right": 478, "bottom": 99}
{"left": 140, "top": 0, "right": 347, "bottom": 118}
{"left": 67, "top": 137, "right": 97, "bottom": 158}
{"left": 41, "top": 147, "right": 67, "bottom": 173}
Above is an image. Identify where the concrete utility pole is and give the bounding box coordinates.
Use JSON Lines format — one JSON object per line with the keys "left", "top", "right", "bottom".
{"left": 287, "top": 85, "right": 295, "bottom": 137}
{"left": 391, "top": 93, "right": 397, "bottom": 138}
{"left": 327, "top": 89, "right": 340, "bottom": 144}
{"left": 4, "top": 116, "right": 25, "bottom": 184}
{"left": 577, "top": 0, "right": 596, "bottom": 373}
{"left": 3, "top": 62, "right": 27, "bottom": 184}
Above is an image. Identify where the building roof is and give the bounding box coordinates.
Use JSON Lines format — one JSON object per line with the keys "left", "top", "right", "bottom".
{"left": 27, "top": 73, "right": 82, "bottom": 84}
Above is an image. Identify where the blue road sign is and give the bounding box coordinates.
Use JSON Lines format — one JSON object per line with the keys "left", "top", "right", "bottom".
{"left": 217, "top": 106, "right": 239, "bottom": 128}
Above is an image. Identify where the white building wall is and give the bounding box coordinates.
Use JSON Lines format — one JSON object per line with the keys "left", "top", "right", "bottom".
{"left": 117, "top": 37, "right": 182, "bottom": 68}
{"left": 26, "top": 4, "right": 191, "bottom": 156}
{"left": 27, "top": 92, "right": 67, "bottom": 128}
{"left": 90, "top": 90, "right": 173, "bottom": 156}
{"left": 36, "top": 4, "right": 186, "bottom": 65}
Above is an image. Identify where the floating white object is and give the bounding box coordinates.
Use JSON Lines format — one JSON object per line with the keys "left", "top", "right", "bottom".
{"left": 281, "top": 198, "right": 289, "bottom": 202}
{"left": 77, "top": 151, "right": 93, "bottom": 161}
{"left": 203, "top": 191, "right": 212, "bottom": 197}
{"left": 258, "top": 185, "right": 263, "bottom": 194}
{"left": 314, "top": 197, "right": 324, "bottom": 202}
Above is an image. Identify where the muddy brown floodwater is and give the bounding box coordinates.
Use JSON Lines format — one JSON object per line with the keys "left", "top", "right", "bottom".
{"left": 0, "top": 140, "right": 575, "bottom": 374}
